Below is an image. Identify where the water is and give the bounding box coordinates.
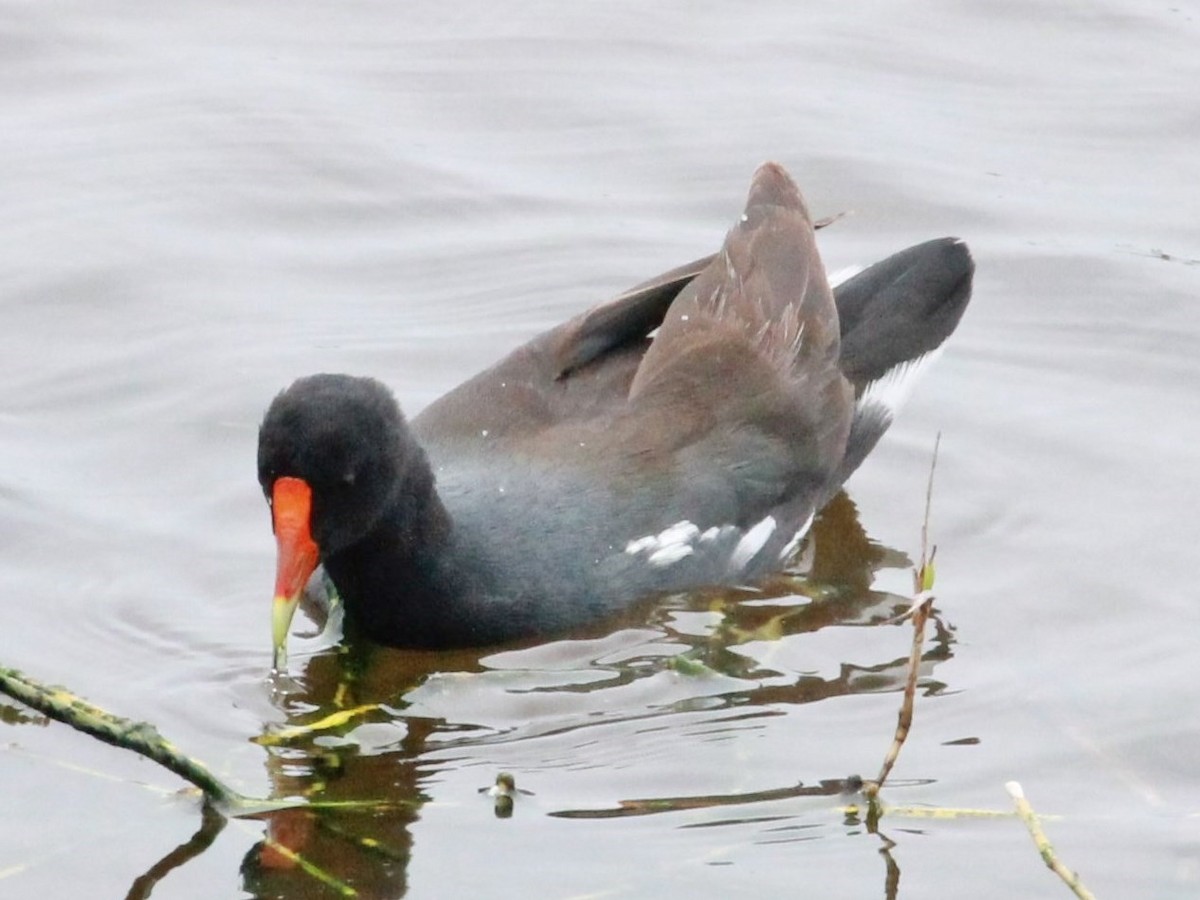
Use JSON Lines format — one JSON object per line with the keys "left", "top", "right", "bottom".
{"left": 2, "top": 2, "right": 1198, "bottom": 897}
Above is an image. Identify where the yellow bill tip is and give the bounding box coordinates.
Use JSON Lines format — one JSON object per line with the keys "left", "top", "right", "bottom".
{"left": 272, "top": 593, "right": 301, "bottom": 671}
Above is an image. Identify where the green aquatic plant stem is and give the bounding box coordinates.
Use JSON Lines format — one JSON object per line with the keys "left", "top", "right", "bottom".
{"left": 1006, "top": 781, "right": 1097, "bottom": 900}
{"left": 1, "top": 663, "right": 413, "bottom": 897}
{"left": 0, "top": 664, "right": 413, "bottom": 813}
{"left": 917, "top": 433, "right": 941, "bottom": 591}
{"left": 0, "top": 664, "right": 246, "bottom": 808}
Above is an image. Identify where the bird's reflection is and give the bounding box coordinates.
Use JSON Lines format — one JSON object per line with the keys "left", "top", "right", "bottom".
{"left": 239, "top": 491, "right": 955, "bottom": 899}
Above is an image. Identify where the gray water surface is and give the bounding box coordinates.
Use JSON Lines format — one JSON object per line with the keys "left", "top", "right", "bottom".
{"left": 2, "top": 2, "right": 1198, "bottom": 897}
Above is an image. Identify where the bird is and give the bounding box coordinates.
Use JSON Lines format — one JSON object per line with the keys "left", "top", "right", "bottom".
{"left": 257, "top": 162, "right": 973, "bottom": 667}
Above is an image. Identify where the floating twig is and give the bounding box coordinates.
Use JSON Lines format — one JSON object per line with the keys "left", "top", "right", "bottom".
{"left": 1006, "top": 781, "right": 1097, "bottom": 900}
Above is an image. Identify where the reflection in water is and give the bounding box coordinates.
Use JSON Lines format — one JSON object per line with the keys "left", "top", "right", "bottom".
{"left": 239, "top": 492, "right": 956, "bottom": 898}
{"left": 550, "top": 776, "right": 864, "bottom": 821}
{"left": 126, "top": 804, "right": 226, "bottom": 900}
{"left": 0, "top": 702, "right": 49, "bottom": 727}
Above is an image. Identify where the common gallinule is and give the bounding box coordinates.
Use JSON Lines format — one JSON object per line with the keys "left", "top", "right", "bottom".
{"left": 259, "top": 162, "right": 972, "bottom": 666}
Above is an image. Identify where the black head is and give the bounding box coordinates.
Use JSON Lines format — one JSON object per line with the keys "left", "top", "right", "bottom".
{"left": 257, "top": 373, "right": 417, "bottom": 556}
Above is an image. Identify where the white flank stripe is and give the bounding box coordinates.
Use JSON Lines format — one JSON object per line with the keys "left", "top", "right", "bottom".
{"left": 858, "top": 347, "right": 944, "bottom": 423}
{"left": 625, "top": 520, "right": 701, "bottom": 568}
{"left": 624, "top": 534, "right": 658, "bottom": 554}
{"left": 657, "top": 521, "right": 701, "bottom": 546}
{"left": 648, "top": 544, "right": 695, "bottom": 567}
{"left": 778, "top": 511, "right": 815, "bottom": 561}
{"left": 729, "top": 516, "right": 777, "bottom": 570}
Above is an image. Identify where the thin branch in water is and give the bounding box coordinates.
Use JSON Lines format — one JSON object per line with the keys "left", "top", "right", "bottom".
{"left": 864, "top": 434, "right": 941, "bottom": 803}
{"left": 0, "top": 664, "right": 304, "bottom": 816}
{"left": 863, "top": 597, "right": 933, "bottom": 804}
{"left": 1006, "top": 781, "right": 1097, "bottom": 900}
{"left": 0, "top": 664, "right": 412, "bottom": 814}
{"left": 1, "top": 664, "right": 404, "bottom": 897}
{"left": 0, "top": 664, "right": 246, "bottom": 807}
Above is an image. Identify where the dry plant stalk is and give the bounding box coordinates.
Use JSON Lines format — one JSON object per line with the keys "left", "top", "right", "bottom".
{"left": 863, "top": 597, "right": 933, "bottom": 802}
{"left": 863, "top": 434, "right": 940, "bottom": 802}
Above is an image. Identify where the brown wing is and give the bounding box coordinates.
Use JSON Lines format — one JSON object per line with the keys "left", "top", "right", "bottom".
{"left": 625, "top": 162, "right": 853, "bottom": 481}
